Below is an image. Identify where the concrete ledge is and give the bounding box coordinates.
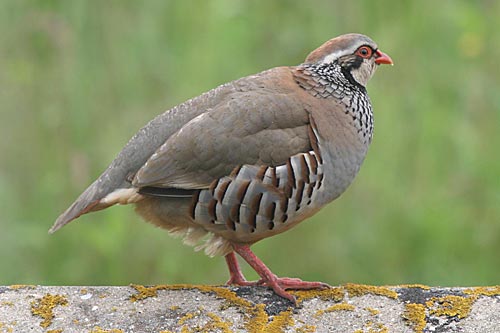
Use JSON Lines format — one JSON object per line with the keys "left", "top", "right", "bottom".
{"left": 0, "top": 284, "right": 499, "bottom": 333}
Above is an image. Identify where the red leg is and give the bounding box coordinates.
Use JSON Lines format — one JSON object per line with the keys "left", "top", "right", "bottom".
{"left": 232, "top": 243, "right": 329, "bottom": 303}
{"left": 224, "top": 252, "right": 261, "bottom": 286}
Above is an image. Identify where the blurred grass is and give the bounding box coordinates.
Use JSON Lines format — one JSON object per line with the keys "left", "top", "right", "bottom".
{"left": 1, "top": 0, "right": 499, "bottom": 287}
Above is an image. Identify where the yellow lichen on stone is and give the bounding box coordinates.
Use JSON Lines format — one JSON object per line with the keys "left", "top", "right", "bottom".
{"left": 264, "top": 309, "right": 294, "bottom": 332}
{"left": 243, "top": 303, "right": 267, "bottom": 333}
{"left": 402, "top": 303, "right": 426, "bottom": 333}
{"left": 89, "top": 327, "right": 124, "bottom": 333}
{"left": 369, "top": 322, "right": 388, "bottom": 333}
{"left": 175, "top": 307, "right": 234, "bottom": 333}
{"left": 359, "top": 321, "right": 388, "bottom": 333}
{"left": 205, "top": 313, "right": 233, "bottom": 333}
{"left": 178, "top": 311, "right": 197, "bottom": 325}
{"left": 131, "top": 283, "right": 299, "bottom": 333}
{"left": 245, "top": 305, "right": 294, "bottom": 333}
{"left": 398, "top": 284, "right": 431, "bottom": 290}
{"left": 129, "top": 284, "right": 299, "bottom": 333}
{"left": 1, "top": 301, "right": 14, "bottom": 307}
{"left": 130, "top": 284, "right": 253, "bottom": 309}
{"left": 9, "top": 284, "right": 35, "bottom": 290}
{"left": 314, "top": 302, "right": 355, "bottom": 318}
{"left": 0, "top": 322, "right": 14, "bottom": 333}
{"left": 291, "top": 286, "right": 345, "bottom": 304}
{"left": 176, "top": 312, "right": 233, "bottom": 333}
{"left": 46, "top": 330, "right": 63, "bottom": 333}
{"left": 30, "top": 294, "right": 68, "bottom": 328}
{"left": 344, "top": 283, "right": 398, "bottom": 299}
{"left": 296, "top": 324, "right": 316, "bottom": 333}
{"left": 365, "top": 307, "right": 380, "bottom": 315}
{"left": 426, "top": 295, "right": 476, "bottom": 319}
{"left": 464, "top": 286, "right": 500, "bottom": 297}
{"left": 129, "top": 284, "right": 164, "bottom": 301}
{"left": 192, "top": 285, "right": 253, "bottom": 309}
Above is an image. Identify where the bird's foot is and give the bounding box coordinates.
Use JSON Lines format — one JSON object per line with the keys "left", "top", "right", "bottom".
{"left": 258, "top": 275, "right": 330, "bottom": 303}
{"left": 261, "top": 276, "right": 330, "bottom": 290}
{"left": 229, "top": 244, "right": 330, "bottom": 304}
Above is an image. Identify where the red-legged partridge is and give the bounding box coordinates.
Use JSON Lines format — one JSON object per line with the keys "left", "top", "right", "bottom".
{"left": 51, "top": 33, "right": 393, "bottom": 303}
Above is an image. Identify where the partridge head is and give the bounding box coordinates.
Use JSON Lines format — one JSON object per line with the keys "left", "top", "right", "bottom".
{"left": 51, "top": 33, "right": 393, "bottom": 303}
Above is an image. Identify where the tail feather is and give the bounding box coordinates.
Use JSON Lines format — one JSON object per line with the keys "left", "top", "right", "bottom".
{"left": 49, "top": 200, "right": 100, "bottom": 234}
{"left": 49, "top": 179, "right": 113, "bottom": 233}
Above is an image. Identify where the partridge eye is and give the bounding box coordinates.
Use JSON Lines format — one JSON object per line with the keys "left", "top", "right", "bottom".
{"left": 356, "top": 46, "right": 372, "bottom": 58}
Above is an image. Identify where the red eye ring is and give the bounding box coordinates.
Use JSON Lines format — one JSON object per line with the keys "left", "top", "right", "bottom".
{"left": 356, "top": 46, "right": 373, "bottom": 58}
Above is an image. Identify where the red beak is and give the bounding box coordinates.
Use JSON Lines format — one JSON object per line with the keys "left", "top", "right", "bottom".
{"left": 374, "top": 49, "right": 393, "bottom": 65}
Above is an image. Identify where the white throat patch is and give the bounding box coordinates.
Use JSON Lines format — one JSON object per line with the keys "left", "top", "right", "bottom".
{"left": 351, "top": 60, "right": 377, "bottom": 87}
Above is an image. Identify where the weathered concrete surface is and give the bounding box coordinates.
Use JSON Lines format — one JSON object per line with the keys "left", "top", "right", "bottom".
{"left": 0, "top": 284, "right": 499, "bottom": 333}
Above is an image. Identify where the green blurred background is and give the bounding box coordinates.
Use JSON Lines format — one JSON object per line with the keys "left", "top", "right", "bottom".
{"left": 1, "top": 0, "right": 499, "bottom": 287}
